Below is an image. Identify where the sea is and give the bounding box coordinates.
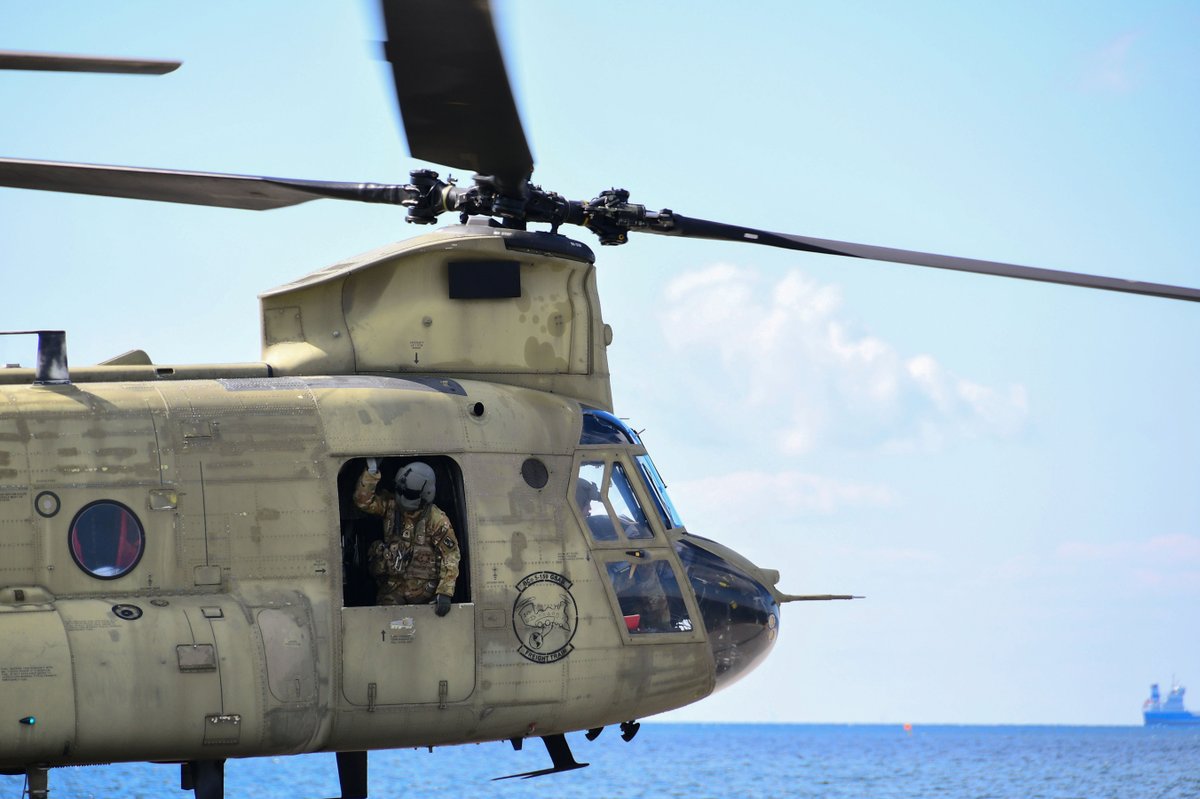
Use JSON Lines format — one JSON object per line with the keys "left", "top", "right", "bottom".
{"left": 2, "top": 724, "right": 1196, "bottom": 799}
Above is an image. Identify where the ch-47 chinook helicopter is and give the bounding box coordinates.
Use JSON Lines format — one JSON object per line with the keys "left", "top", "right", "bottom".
{"left": 1, "top": 1, "right": 1199, "bottom": 797}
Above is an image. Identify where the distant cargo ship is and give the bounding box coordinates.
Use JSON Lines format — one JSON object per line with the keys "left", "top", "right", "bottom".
{"left": 1143, "top": 683, "right": 1200, "bottom": 726}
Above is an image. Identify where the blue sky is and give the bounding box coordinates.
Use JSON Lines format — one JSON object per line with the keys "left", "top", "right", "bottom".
{"left": 1, "top": 1, "right": 1198, "bottom": 725}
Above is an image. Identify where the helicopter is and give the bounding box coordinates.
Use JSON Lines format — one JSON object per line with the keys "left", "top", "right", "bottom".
{"left": 0, "top": 1, "right": 1195, "bottom": 796}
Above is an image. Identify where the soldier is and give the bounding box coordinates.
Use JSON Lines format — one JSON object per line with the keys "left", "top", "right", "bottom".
{"left": 575, "top": 476, "right": 616, "bottom": 540}
{"left": 354, "top": 459, "right": 460, "bottom": 615}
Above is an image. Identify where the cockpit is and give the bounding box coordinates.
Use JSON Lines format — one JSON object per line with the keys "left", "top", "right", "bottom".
{"left": 577, "top": 409, "right": 683, "bottom": 532}
{"left": 576, "top": 408, "right": 780, "bottom": 689}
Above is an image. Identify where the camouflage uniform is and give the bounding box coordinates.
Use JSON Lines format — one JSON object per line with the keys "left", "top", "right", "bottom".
{"left": 354, "top": 468, "right": 460, "bottom": 605}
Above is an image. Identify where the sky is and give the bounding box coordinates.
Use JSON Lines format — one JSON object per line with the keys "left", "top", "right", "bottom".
{"left": 1, "top": 1, "right": 1198, "bottom": 727}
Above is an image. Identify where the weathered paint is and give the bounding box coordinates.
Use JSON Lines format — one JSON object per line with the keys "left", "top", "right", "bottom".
{"left": 0, "top": 373, "right": 714, "bottom": 768}
{"left": 0, "top": 228, "right": 734, "bottom": 772}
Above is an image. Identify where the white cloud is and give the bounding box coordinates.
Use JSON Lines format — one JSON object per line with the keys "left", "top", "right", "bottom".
{"left": 672, "top": 470, "right": 898, "bottom": 518}
{"left": 659, "top": 264, "right": 1028, "bottom": 454}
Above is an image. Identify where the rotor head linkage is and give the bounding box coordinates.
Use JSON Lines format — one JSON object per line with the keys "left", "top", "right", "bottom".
{"left": 400, "top": 171, "right": 676, "bottom": 242}
{"left": 401, "top": 169, "right": 578, "bottom": 232}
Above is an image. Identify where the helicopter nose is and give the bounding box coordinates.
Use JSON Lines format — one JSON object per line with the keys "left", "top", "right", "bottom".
{"left": 674, "top": 537, "right": 780, "bottom": 691}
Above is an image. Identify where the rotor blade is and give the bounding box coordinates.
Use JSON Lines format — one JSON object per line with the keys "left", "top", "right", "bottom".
{"left": 0, "top": 158, "right": 410, "bottom": 211}
{"left": 653, "top": 214, "right": 1200, "bottom": 303}
{"left": 0, "top": 50, "right": 180, "bottom": 75}
{"left": 381, "top": 0, "right": 532, "bottom": 192}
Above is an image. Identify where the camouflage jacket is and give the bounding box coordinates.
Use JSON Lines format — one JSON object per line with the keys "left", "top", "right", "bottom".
{"left": 354, "top": 468, "right": 460, "bottom": 604}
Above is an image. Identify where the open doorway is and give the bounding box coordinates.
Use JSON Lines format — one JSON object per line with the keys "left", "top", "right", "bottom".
{"left": 337, "top": 456, "right": 470, "bottom": 608}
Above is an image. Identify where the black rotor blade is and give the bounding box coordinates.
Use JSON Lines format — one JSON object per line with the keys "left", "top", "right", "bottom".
{"left": 382, "top": 0, "right": 532, "bottom": 193}
{"left": 653, "top": 214, "right": 1200, "bottom": 303}
{"left": 0, "top": 50, "right": 180, "bottom": 75}
{"left": 0, "top": 158, "right": 409, "bottom": 211}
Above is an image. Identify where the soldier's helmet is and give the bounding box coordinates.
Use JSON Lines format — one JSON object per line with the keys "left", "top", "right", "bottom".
{"left": 575, "top": 478, "right": 600, "bottom": 513}
{"left": 395, "top": 462, "right": 436, "bottom": 510}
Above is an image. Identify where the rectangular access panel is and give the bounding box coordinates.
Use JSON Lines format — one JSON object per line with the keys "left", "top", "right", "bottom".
{"left": 340, "top": 603, "right": 475, "bottom": 706}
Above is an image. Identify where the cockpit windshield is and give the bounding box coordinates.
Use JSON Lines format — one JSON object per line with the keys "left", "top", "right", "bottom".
{"left": 580, "top": 408, "right": 684, "bottom": 530}
{"left": 606, "top": 462, "right": 652, "bottom": 539}
{"left": 636, "top": 454, "right": 683, "bottom": 530}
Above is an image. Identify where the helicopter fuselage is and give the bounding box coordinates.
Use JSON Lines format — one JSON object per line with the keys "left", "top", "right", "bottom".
{"left": 0, "top": 225, "right": 781, "bottom": 772}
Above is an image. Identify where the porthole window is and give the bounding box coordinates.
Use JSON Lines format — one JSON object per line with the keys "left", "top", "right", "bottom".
{"left": 68, "top": 501, "right": 145, "bottom": 579}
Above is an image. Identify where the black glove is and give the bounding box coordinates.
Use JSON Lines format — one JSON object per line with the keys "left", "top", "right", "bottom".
{"left": 434, "top": 594, "right": 452, "bottom": 616}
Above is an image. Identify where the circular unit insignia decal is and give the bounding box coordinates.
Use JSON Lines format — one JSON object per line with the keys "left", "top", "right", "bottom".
{"left": 512, "top": 571, "right": 578, "bottom": 664}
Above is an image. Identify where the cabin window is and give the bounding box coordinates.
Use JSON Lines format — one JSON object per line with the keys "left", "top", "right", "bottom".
{"left": 338, "top": 456, "right": 470, "bottom": 609}
{"left": 575, "top": 459, "right": 653, "bottom": 542}
{"left": 604, "top": 556, "right": 693, "bottom": 634}
{"left": 68, "top": 500, "right": 145, "bottom": 579}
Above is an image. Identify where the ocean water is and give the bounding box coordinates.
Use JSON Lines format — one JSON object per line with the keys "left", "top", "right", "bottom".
{"left": 3, "top": 724, "right": 1197, "bottom": 799}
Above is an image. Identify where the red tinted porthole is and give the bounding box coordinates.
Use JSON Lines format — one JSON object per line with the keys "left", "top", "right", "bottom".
{"left": 68, "top": 501, "right": 145, "bottom": 579}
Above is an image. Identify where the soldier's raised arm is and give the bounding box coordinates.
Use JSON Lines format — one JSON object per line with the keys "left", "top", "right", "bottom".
{"left": 353, "top": 461, "right": 387, "bottom": 516}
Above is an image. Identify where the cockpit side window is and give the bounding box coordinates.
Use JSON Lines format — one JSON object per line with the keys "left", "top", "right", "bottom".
{"left": 576, "top": 461, "right": 617, "bottom": 540}
{"left": 606, "top": 463, "right": 652, "bottom": 539}
{"left": 574, "top": 458, "right": 654, "bottom": 542}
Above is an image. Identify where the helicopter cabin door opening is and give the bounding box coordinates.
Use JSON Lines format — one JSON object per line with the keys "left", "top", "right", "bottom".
{"left": 336, "top": 456, "right": 475, "bottom": 708}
